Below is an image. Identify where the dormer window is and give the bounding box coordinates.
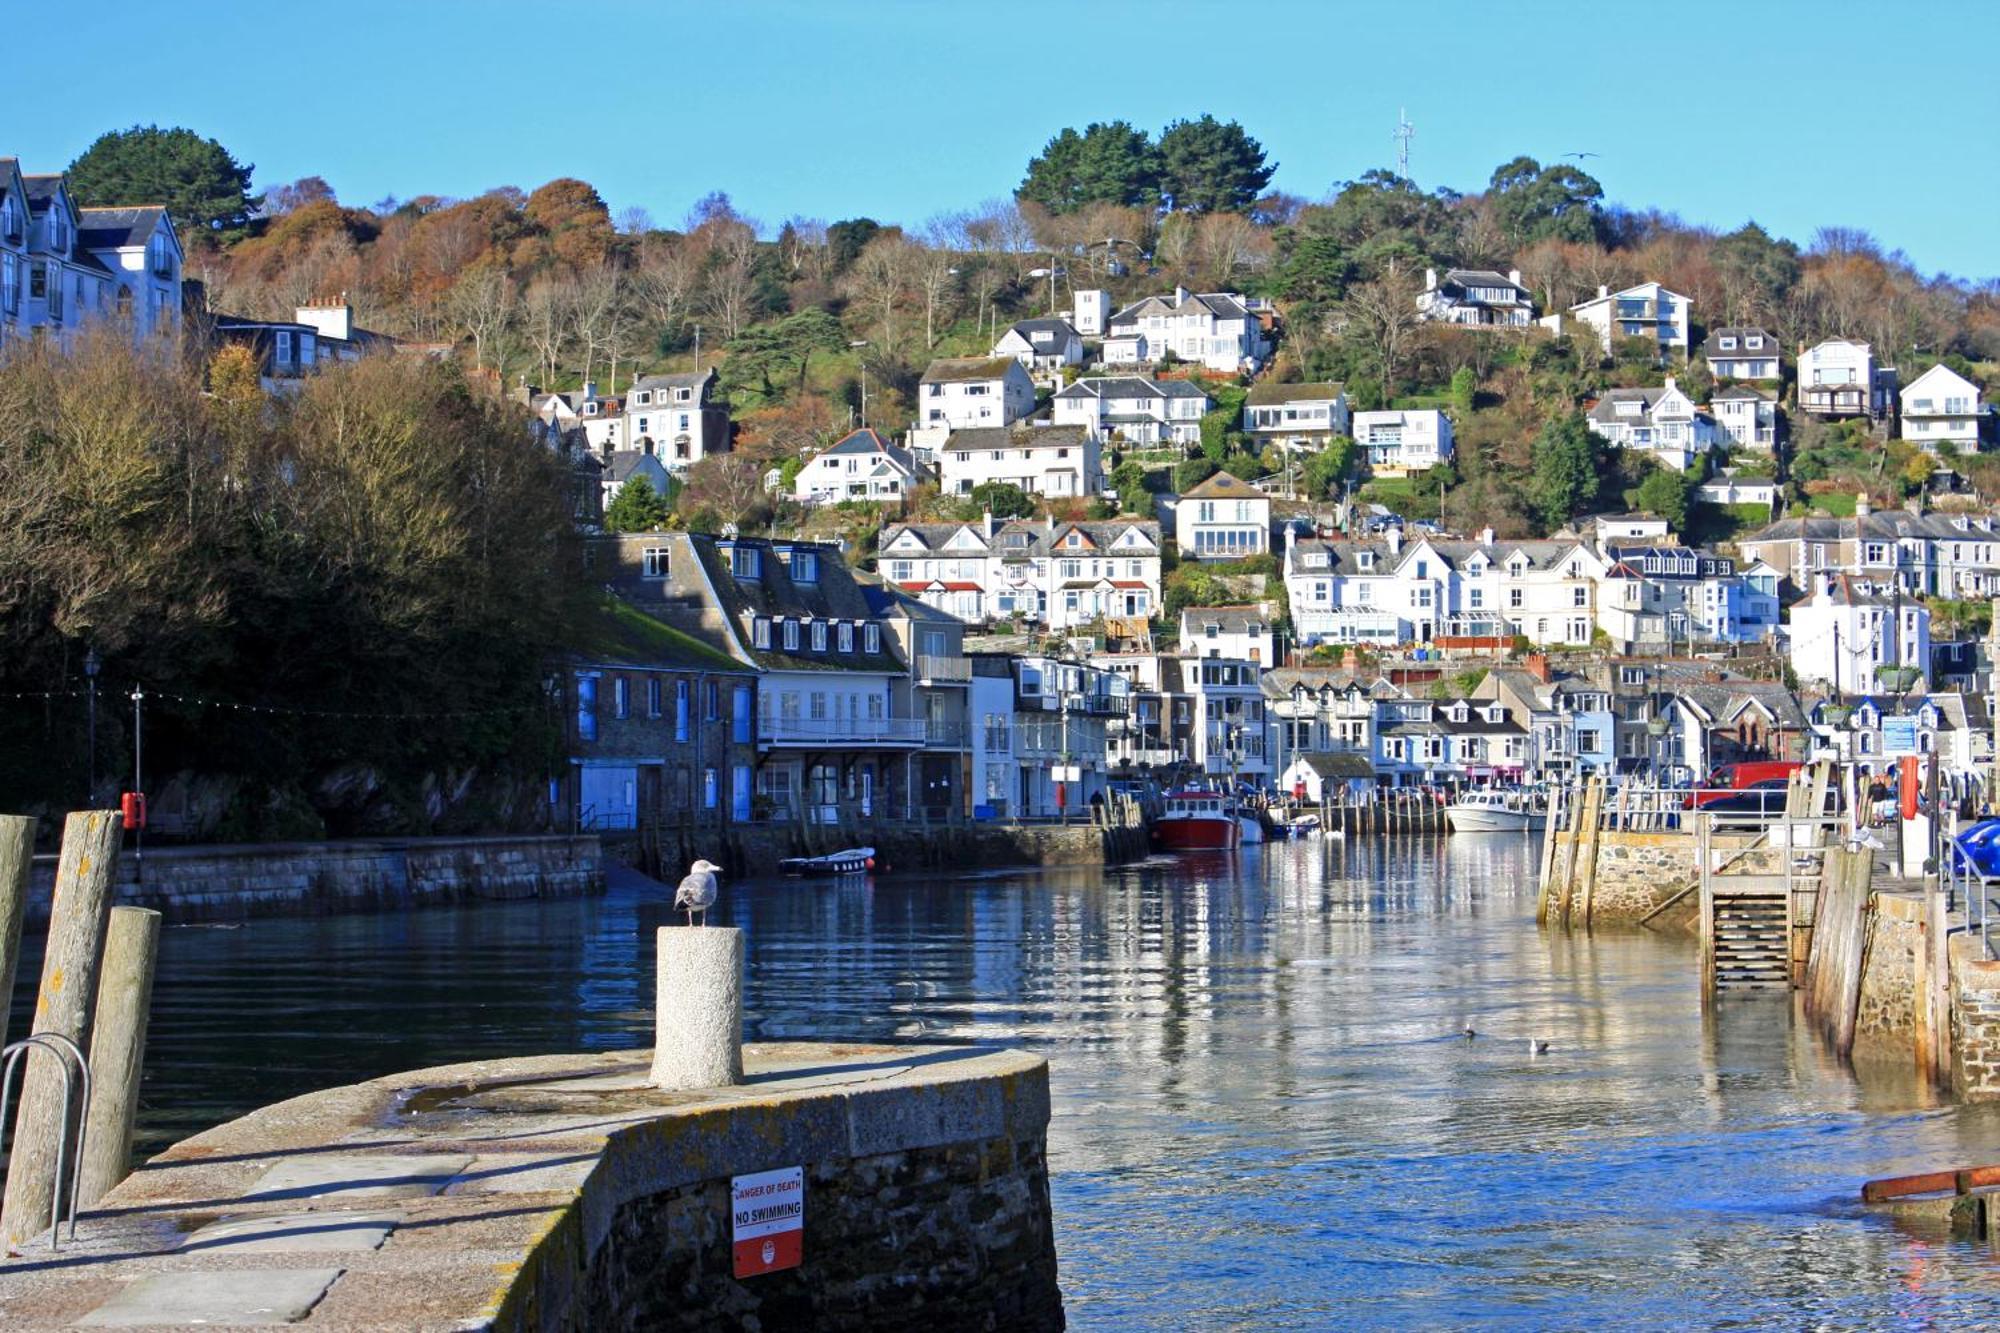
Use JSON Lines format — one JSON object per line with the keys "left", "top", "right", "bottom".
{"left": 1746, "top": 336, "right": 1763, "bottom": 349}
{"left": 730, "top": 545, "right": 762, "bottom": 579}
{"left": 753, "top": 617, "right": 772, "bottom": 649}
{"left": 811, "top": 620, "right": 828, "bottom": 652}
{"left": 838, "top": 622, "right": 854, "bottom": 653}
{"left": 634, "top": 391, "right": 652, "bottom": 405}
{"left": 1719, "top": 336, "right": 1737, "bottom": 350}
{"left": 865, "top": 624, "right": 881, "bottom": 654}
{"left": 793, "top": 550, "right": 819, "bottom": 584}
{"left": 782, "top": 619, "right": 800, "bottom": 651}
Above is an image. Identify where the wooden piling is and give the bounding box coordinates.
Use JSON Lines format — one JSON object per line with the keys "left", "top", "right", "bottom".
{"left": 2, "top": 811, "right": 119, "bottom": 1249}
{"left": 0, "top": 815, "right": 34, "bottom": 1047}
{"left": 1578, "top": 778, "right": 1606, "bottom": 931}
{"left": 78, "top": 907, "right": 159, "bottom": 1208}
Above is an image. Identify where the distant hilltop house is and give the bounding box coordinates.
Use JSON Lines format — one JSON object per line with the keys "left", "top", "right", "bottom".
{"left": 1585, "top": 378, "right": 1713, "bottom": 471}
{"left": 1797, "top": 339, "right": 1896, "bottom": 419}
{"left": 1103, "top": 287, "right": 1269, "bottom": 373}
{"left": 1415, "top": 268, "right": 1535, "bottom": 328}
{"left": 991, "top": 317, "right": 1084, "bottom": 372}
{"left": 1701, "top": 326, "right": 1781, "bottom": 381}
{"left": 1900, "top": 363, "right": 1985, "bottom": 452}
{"left": 1241, "top": 381, "right": 1350, "bottom": 451}
{"left": 1053, "top": 375, "right": 1209, "bottom": 446}
{"left": 793, "top": 427, "right": 924, "bottom": 505}
{"left": 1353, "top": 409, "right": 1453, "bottom": 476}
{"left": 212, "top": 298, "right": 394, "bottom": 394}
{"left": 0, "top": 158, "right": 184, "bottom": 351}
{"left": 1550, "top": 281, "right": 1692, "bottom": 358}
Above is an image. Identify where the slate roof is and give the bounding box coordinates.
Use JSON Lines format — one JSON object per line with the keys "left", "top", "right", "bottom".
{"left": 995, "top": 518, "right": 1161, "bottom": 557}
{"left": 687, "top": 535, "right": 909, "bottom": 674}
{"left": 1285, "top": 536, "right": 1588, "bottom": 576}
{"left": 1710, "top": 385, "right": 1776, "bottom": 402}
{"left": 573, "top": 595, "right": 746, "bottom": 674}
{"left": 1180, "top": 471, "right": 1267, "bottom": 501}
{"left": 1108, "top": 291, "right": 1252, "bottom": 325}
{"left": 1055, "top": 376, "right": 1209, "bottom": 402}
{"left": 1671, "top": 681, "right": 1809, "bottom": 730}
{"left": 77, "top": 205, "right": 169, "bottom": 251}
{"left": 1002, "top": 318, "right": 1079, "bottom": 343}
{"left": 1586, "top": 386, "right": 1672, "bottom": 423}
{"left": 1245, "top": 380, "right": 1345, "bottom": 405}
{"left": 628, "top": 369, "right": 714, "bottom": 394}
{"left": 1700, "top": 327, "right": 1779, "bottom": 359}
{"left": 604, "top": 451, "right": 671, "bottom": 484}
{"left": 943, "top": 424, "right": 1090, "bottom": 453}
{"left": 1181, "top": 605, "right": 1268, "bottom": 635}
{"left": 21, "top": 174, "right": 63, "bottom": 209}
{"left": 1297, "top": 752, "right": 1374, "bottom": 779}
{"left": 1433, "top": 269, "right": 1532, "bottom": 302}
{"left": 818, "top": 428, "right": 917, "bottom": 473}
{"left": 921, "top": 356, "right": 1019, "bottom": 384}
{"left": 1741, "top": 511, "right": 2000, "bottom": 546}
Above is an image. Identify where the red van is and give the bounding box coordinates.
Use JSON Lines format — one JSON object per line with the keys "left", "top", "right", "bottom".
{"left": 1688, "top": 760, "right": 1804, "bottom": 810}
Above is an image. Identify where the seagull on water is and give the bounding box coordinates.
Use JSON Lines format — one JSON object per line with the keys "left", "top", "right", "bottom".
{"left": 1529, "top": 1038, "right": 1551, "bottom": 1056}
{"left": 675, "top": 859, "right": 722, "bottom": 926}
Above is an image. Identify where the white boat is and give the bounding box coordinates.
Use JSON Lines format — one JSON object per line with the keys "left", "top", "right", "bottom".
{"left": 1446, "top": 790, "right": 1547, "bottom": 833}
{"left": 777, "top": 846, "right": 876, "bottom": 876}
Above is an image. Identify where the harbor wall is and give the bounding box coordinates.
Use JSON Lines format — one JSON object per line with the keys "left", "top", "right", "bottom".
{"left": 25, "top": 833, "right": 604, "bottom": 924}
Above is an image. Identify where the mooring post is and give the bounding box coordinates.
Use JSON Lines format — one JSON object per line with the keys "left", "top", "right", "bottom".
{"left": 3, "top": 810, "right": 119, "bottom": 1249}
{"left": 650, "top": 927, "right": 745, "bottom": 1091}
{"left": 0, "top": 815, "right": 35, "bottom": 1046}
{"left": 78, "top": 906, "right": 161, "bottom": 1208}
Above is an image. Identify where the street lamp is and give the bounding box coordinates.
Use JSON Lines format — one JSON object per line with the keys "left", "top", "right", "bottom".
{"left": 1027, "top": 266, "right": 1067, "bottom": 316}
{"left": 83, "top": 647, "right": 100, "bottom": 805}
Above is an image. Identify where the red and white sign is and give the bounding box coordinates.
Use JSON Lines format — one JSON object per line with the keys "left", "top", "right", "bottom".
{"left": 731, "top": 1166, "right": 804, "bottom": 1278}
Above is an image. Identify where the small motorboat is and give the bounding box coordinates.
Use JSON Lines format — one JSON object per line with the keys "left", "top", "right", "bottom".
{"left": 778, "top": 846, "right": 876, "bottom": 877}
{"left": 1951, "top": 819, "right": 2000, "bottom": 879}
{"left": 1153, "top": 791, "right": 1240, "bottom": 850}
{"left": 1277, "top": 812, "right": 1320, "bottom": 838}
{"left": 1446, "top": 789, "right": 1547, "bottom": 833}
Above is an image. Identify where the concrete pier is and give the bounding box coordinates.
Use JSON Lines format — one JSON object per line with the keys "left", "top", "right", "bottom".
{"left": 0, "top": 1043, "right": 1062, "bottom": 1331}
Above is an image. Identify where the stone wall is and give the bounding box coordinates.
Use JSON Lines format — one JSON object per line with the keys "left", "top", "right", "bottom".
{"left": 1853, "top": 893, "right": 1925, "bottom": 1064}
{"left": 1950, "top": 940, "right": 2000, "bottom": 1101}
{"left": 25, "top": 833, "right": 603, "bottom": 924}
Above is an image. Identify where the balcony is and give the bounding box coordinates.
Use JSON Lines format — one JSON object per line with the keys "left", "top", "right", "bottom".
{"left": 923, "top": 718, "right": 968, "bottom": 748}
{"left": 757, "top": 717, "right": 926, "bottom": 747}
{"left": 916, "top": 654, "right": 972, "bottom": 684}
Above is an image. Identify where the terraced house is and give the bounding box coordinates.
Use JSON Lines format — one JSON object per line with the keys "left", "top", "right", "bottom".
{"left": 1736, "top": 498, "right": 2000, "bottom": 598}
{"left": 0, "top": 158, "right": 184, "bottom": 350}
{"left": 1102, "top": 287, "right": 1269, "bottom": 372}
{"left": 878, "top": 516, "right": 1164, "bottom": 629}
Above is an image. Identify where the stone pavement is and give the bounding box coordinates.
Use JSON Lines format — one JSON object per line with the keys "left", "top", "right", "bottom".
{"left": 0, "top": 1041, "right": 1047, "bottom": 1330}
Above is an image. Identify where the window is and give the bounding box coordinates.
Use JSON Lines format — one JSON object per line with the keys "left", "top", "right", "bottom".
{"left": 865, "top": 624, "right": 881, "bottom": 654}
{"left": 1620, "top": 666, "right": 1645, "bottom": 686}
{"left": 576, "top": 677, "right": 598, "bottom": 742}
{"left": 1469, "top": 588, "right": 1484, "bottom": 609}
{"left": 704, "top": 767, "right": 719, "bottom": 809}
{"left": 838, "top": 622, "right": 854, "bottom": 653}
{"left": 811, "top": 620, "right": 828, "bottom": 652}
{"left": 704, "top": 681, "right": 720, "bottom": 721}
{"left": 732, "top": 686, "right": 752, "bottom": 742}
{"left": 782, "top": 620, "right": 800, "bottom": 651}
{"left": 730, "top": 545, "right": 762, "bottom": 579}
{"left": 1509, "top": 589, "right": 1524, "bottom": 609}
{"left": 642, "top": 546, "right": 669, "bottom": 578}
{"left": 613, "top": 677, "right": 630, "bottom": 720}
{"left": 753, "top": 618, "right": 771, "bottom": 650}
{"left": 793, "top": 550, "right": 819, "bottom": 583}
{"left": 1573, "top": 587, "right": 1588, "bottom": 607}
{"left": 646, "top": 678, "right": 662, "bottom": 719}
{"left": 810, "top": 692, "right": 827, "bottom": 720}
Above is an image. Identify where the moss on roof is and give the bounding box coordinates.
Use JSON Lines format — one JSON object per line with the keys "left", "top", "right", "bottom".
{"left": 574, "top": 595, "right": 746, "bottom": 672}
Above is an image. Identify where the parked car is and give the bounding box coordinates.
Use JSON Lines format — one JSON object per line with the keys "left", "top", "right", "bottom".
{"left": 1687, "top": 760, "right": 1804, "bottom": 811}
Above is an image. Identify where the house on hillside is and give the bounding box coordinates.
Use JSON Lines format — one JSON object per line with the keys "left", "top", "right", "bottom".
{"left": 1558, "top": 281, "right": 1692, "bottom": 358}
{"left": 1176, "top": 471, "right": 1272, "bottom": 558}
{"left": 1789, "top": 573, "right": 1932, "bottom": 695}
{"left": 1798, "top": 339, "right": 1895, "bottom": 419}
{"left": 878, "top": 516, "right": 1163, "bottom": 629}
{"left": 793, "top": 428, "right": 923, "bottom": 504}
{"left": 1180, "top": 605, "right": 1276, "bottom": 665}
{"left": 937, "top": 423, "right": 1100, "bottom": 498}
{"left": 1701, "top": 326, "right": 1781, "bottom": 381}
{"left": 600, "top": 450, "right": 676, "bottom": 513}
{"left": 1900, "top": 364, "right": 1984, "bottom": 451}
{"left": 917, "top": 356, "right": 1036, "bottom": 435}
{"left": 1353, "top": 409, "right": 1453, "bottom": 475}
{"left": 992, "top": 317, "right": 1084, "bottom": 372}
{"left": 75, "top": 203, "right": 182, "bottom": 341}
{"left": 1241, "top": 381, "right": 1350, "bottom": 450}
{"left": 1585, "top": 378, "right": 1714, "bottom": 470}
{"left": 1415, "top": 268, "right": 1535, "bottom": 327}
{"left": 1103, "top": 287, "right": 1268, "bottom": 373}
{"left": 624, "top": 368, "right": 730, "bottom": 469}
{"left": 1710, "top": 384, "right": 1780, "bottom": 449}
{"left": 1053, "top": 375, "right": 1209, "bottom": 445}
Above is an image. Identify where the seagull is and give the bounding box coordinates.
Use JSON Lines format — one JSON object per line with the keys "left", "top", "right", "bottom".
{"left": 1562, "top": 151, "right": 1599, "bottom": 160}
{"left": 1462, "top": 1025, "right": 1478, "bottom": 1041}
{"left": 1529, "top": 1039, "right": 1550, "bottom": 1056}
{"left": 674, "top": 859, "right": 722, "bottom": 926}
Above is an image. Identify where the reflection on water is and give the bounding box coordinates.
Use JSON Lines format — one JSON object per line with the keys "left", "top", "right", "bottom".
{"left": 20, "top": 836, "right": 2000, "bottom": 1327}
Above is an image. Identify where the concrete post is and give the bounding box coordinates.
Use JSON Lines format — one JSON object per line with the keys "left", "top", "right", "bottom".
{"left": 79, "top": 906, "right": 160, "bottom": 1207}
{"left": 3, "top": 810, "right": 118, "bottom": 1248}
{"left": 0, "top": 815, "right": 35, "bottom": 1047}
{"left": 650, "top": 927, "right": 744, "bottom": 1091}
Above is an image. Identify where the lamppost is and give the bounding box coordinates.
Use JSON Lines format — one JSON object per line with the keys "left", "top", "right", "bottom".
{"left": 83, "top": 647, "right": 100, "bottom": 805}
{"left": 130, "top": 685, "right": 145, "bottom": 881}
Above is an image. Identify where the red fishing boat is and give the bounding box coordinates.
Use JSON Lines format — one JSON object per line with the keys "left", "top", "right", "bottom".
{"left": 1151, "top": 790, "right": 1241, "bottom": 851}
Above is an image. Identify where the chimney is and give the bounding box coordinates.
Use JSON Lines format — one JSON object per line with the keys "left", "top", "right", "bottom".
{"left": 584, "top": 381, "right": 598, "bottom": 401}
{"left": 1386, "top": 526, "right": 1403, "bottom": 556}
{"left": 1423, "top": 267, "right": 1438, "bottom": 292}
{"left": 1597, "top": 284, "right": 1609, "bottom": 300}
{"left": 983, "top": 509, "right": 996, "bottom": 540}
{"left": 1856, "top": 494, "right": 1872, "bottom": 517}
{"left": 1342, "top": 646, "right": 1360, "bottom": 672}
{"left": 1480, "top": 526, "right": 1495, "bottom": 546}
{"left": 1525, "top": 651, "right": 1551, "bottom": 683}
{"left": 1507, "top": 268, "right": 1522, "bottom": 287}
{"left": 1173, "top": 285, "right": 1189, "bottom": 306}
{"left": 1664, "top": 375, "right": 1677, "bottom": 393}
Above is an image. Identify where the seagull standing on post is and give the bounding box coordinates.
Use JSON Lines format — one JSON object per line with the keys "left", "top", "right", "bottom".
{"left": 675, "top": 859, "right": 721, "bottom": 926}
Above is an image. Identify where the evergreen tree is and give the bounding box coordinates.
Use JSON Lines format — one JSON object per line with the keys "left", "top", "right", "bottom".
{"left": 1530, "top": 414, "right": 1601, "bottom": 532}
{"left": 1017, "top": 122, "right": 1160, "bottom": 214}
{"left": 1156, "top": 116, "right": 1275, "bottom": 214}
{"left": 969, "top": 481, "right": 1035, "bottom": 518}
{"left": 67, "top": 125, "right": 259, "bottom": 235}
{"left": 1487, "top": 156, "right": 1604, "bottom": 248}
{"left": 1631, "top": 467, "right": 1694, "bottom": 530}
{"left": 604, "top": 475, "right": 672, "bottom": 532}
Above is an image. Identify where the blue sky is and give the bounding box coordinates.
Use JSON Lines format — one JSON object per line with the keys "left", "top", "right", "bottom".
{"left": 21, "top": 1, "right": 1999, "bottom": 278}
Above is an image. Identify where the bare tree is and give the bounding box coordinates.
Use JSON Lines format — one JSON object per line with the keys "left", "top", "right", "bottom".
{"left": 446, "top": 266, "right": 517, "bottom": 379}
{"left": 1338, "top": 267, "right": 1425, "bottom": 391}
{"left": 700, "top": 220, "right": 760, "bottom": 339}
{"left": 566, "top": 263, "right": 632, "bottom": 388}
{"left": 632, "top": 236, "right": 699, "bottom": 345}
{"left": 914, "top": 224, "right": 961, "bottom": 349}
{"left": 616, "top": 205, "right": 654, "bottom": 236}
{"left": 844, "top": 235, "right": 914, "bottom": 358}
{"left": 781, "top": 216, "right": 832, "bottom": 283}
{"left": 522, "top": 277, "right": 574, "bottom": 387}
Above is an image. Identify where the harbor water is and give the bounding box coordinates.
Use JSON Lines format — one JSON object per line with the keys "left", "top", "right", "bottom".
{"left": 32, "top": 836, "right": 2000, "bottom": 1327}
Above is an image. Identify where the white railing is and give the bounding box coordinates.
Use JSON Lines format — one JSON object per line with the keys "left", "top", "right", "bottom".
{"left": 917, "top": 654, "right": 972, "bottom": 683}
{"left": 758, "top": 717, "right": 925, "bottom": 745}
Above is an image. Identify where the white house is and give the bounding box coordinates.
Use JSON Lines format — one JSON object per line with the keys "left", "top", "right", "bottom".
{"left": 938, "top": 424, "right": 1101, "bottom": 499}
{"left": 1585, "top": 378, "right": 1713, "bottom": 471}
{"left": 916, "top": 356, "right": 1036, "bottom": 436}
{"left": 1710, "top": 385, "right": 1780, "bottom": 449}
{"left": 1593, "top": 513, "right": 1674, "bottom": 543}
{"left": 1694, "top": 473, "right": 1781, "bottom": 511}
{"left": 1798, "top": 339, "right": 1895, "bottom": 419}
{"left": 1789, "top": 573, "right": 1932, "bottom": 695}
{"left": 992, "top": 318, "right": 1084, "bottom": 372}
{"left": 1353, "top": 409, "right": 1454, "bottom": 475}
{"left": 1700, "top": 326, "right": 1781, "bottom": 381}
{"left": 623, "top": 368, "right": 730, "bottom": 470}
{"left": 1103, "top": 288, "right": 1268, "bottom": 373}
{"left": 1900, "top": 364, "right": 1983, "bottom": 451}
{"left": 1416, "top": 268, "right": 1535, "bottom": 328}
{"left": 1053, "top": 376, "right": 1209, "bottom": 446}
{"left": 1179, "top": 605, "right": 1276, "bottom": 666}
{"left": 0, "top": 164, "right": 186, "bottom": 352}
{"left": 1072, "top": 289, "right": 1112, "bottom": 338}
{"left": 879, "top": 517, "right": 1163, "bottom": 629}
{"left": 1241, "top": 381, "right": 1350, "bottom": 450}
{"left": 794, "top": 428, "right": 924, "bottom": 504}
{"left": 1176, "top": 471, "right": 1271, "bottom": 559}
{"left": 74, "top": 204, "right": 182, "bottom": 343}
{"left": 1558, "top": 281, "right": 1692, "bottom": 358}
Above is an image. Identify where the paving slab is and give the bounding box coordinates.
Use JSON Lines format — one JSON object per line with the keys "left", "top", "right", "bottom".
{"left": 243, "top": 1155, "right": 473, "bottom": 1204}
{"left": 181, "top": 1211, "right": 399, "bottom": 1255}
{"left": 78, "top": 1267, "right": 343, "bottom": 1326}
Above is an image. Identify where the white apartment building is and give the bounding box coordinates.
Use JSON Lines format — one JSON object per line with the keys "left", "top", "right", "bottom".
{"left": 1103, "top": 287, "right": 1269, "bottom": 373}
{"left": 1710, "top": 385, "right": 1779, "bottom": 449}
{"left": 1900, "top": 364, "right": 1983, "bottom": 451}
{"left": 1179, "top": 605, "right": 1276, "bottom": 665}
{"left": 1072, "top": 289, "right": 1112, "bottom": 337}
{"left": 1353, "top": 409, "right": 1454, "bottom": 475}
{"left": 793, "top": 428, "right": 924, "bottom": 504}
{"left": 916, "top": 356, "right": 1036, "bottom": 435}
{"left": 879, "top": 517, "right": 1163, "bottom": 629}
{"left": 937, "top": 424, "right": 1101, "bottom": 499}
{"left": 0, "top": 161, "right": 185, "bottom": 351}
{"left": 1416, "top": 268, "right": 1535, "bottom": 328}
{"left": 1053, "top": 375, "right": 1209, "bottom": 445}
{"left": 1737, "top": 499, "right": 2000, "bottom": 599}
{"left": 1176, "top": 471, "right": 1272, "bottom": 558}
{"left": 1183, "top": 657, "right": 1273, "bottom": 787}
{"left": 1242, "top": 381, "right": 1350, "bottom": 451}
{"left": 623, "top": 369, "right": 730, "bottom": 469}
{"left": 1585, "top": 378, "right": 1713, "bottom": 471}
{"left": 992, "top": 318, "right": 1084, "bottom": 372}
{"left": 1701, "top": 326, "right": 1781, "bottom": 381}
{"left": 1789, "top": 573, "right": 1931, "bottom": 695}
{"left": 1558, "top": 281, "right": 1692, "bottom": 357}
{"left": 1798, "top": 339, "right": 1895, "bottom": 419}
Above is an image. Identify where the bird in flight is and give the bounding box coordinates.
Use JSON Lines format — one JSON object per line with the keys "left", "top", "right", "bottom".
{"left": 1562, "top": 151, "right": 1600, "bottom": 160}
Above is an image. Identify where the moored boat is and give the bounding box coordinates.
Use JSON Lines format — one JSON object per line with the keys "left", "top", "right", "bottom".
{"left": 1445, "top": 790, "right": 1546, "bottom": 833}
{"left": 777, "top": 846, "right": 876, "bottom": 876}
{"left": 1152, "top": 791, "right": 1240, "bottom": 851}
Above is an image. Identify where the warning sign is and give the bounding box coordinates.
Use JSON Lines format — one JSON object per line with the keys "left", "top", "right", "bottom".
{"left": 731, "top": 1166, "right": 804, "bottom": 1278}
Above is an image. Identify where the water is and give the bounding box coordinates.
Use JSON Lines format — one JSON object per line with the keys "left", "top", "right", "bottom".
{"left": 26, "top": 838, "right": 2000, "bottom": 1327}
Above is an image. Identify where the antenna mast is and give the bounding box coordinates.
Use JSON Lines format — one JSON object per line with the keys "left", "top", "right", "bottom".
{"left": 1393, "top": 108, "right": 1415, "bottom": 178}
